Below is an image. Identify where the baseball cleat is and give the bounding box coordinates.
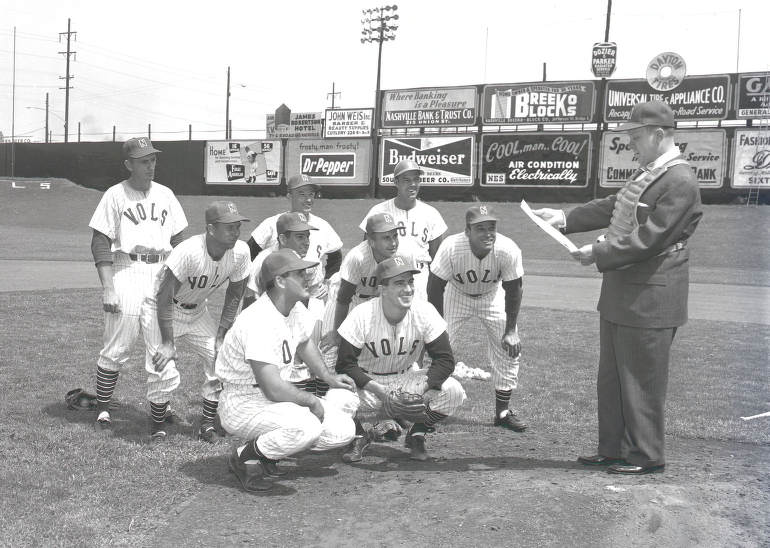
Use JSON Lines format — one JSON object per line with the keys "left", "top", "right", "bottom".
{"left": 150, "top": 430, "right": 167, "bottom": 443}
{"left": 342, "top": 434, "right": 371, "bottom": 463}
{"left": 228, "top": 448, "right": 272, "bottom": 492}
{"left": 494, "top": 410, "right": 528, "bottom": 432}
{"left": 258, "top": 456, "right": 287, "bottom": 478}
{"left": 404, "top": 433, "right": 429, "bottom": 461}
{"left": 95, "top": 411, "right": 112, "bottom": 432}
{"left": 198, "top": 424, "right": 217, "bottom": 443}
{"left": 163, "top": 407, "right": 179, "bottom": 424}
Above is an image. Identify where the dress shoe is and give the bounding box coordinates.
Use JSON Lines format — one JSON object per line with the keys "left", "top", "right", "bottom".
{"left": 607, "top": 463, "right": 665, "bottom": 475}
{"left": 577, "top": 454, "right": 626, "bottom": 466}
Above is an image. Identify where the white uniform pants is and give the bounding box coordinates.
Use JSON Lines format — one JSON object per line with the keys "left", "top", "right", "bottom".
{"left": 97, "top": 258, "right": 162, "bottom": 371}
{"left": 140, "top": 300, "right": 220, "bottom": 404}
{"left": 444, "top": 284, "right": 520, "bottom": 391}
{"left": 358, "top": 369, "right": 466, "bottom": 417}
{"left": 219, "top": 386, "right": 359, "bottom": 460}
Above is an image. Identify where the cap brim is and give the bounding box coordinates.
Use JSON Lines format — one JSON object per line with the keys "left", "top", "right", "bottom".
{"left": 128, "top": 147, "right": 162, "bottom": 158}
{"left": 395, "top": 168, "right": 424, "bottom": 178}
{"left": 277, "top": 259, "right": 319, "bottom": 276}
{"left": 381, "top": 266, "right": 421, "bottom": 281}
{"left": 468, "top": 215, "right": 498, "bottom": 224}
{"left": 368, "top": 224, "right": 399, "bottom": 233}
{"left": 283, "top": 223, "right": 319, "bottom": 232}
{"left": 289, "top": 182, "right": 320, "bottom": 190}
{"left": 609, "top": 121, "right": 648, "bottom": 132}
{"left": 214, "top": 213, "right": 250, "bottom": 223}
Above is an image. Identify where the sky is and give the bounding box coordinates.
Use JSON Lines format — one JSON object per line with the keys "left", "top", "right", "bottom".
{"left": 2, "top": 0, "right": 769, "bottom": 143}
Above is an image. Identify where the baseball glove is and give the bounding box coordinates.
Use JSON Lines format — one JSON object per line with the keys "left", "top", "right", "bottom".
{"left": 382, "top": 388, "right": 426, "bottom": 423}
{"left": 65, "top": 388, "right": 98, "bottom": 410}
{"left": 370, "top": 419, "right": 404, "bottom": 442}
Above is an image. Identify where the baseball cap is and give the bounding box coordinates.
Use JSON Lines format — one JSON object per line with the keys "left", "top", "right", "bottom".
{"left": 375, "top": 255, "right": 421, "bottom": 283}
{"left": 260, "top": 248, "right": 319, "bottom": 285}
{"left": 276, "top": 212, "right": 318, "bottom": 234}
{"left": 205, "top": 201, "right": 250, "bottom": 224}
{"left": 393, "top": 159, "right": 424, "bottom": 179}
{"left": 466, "top": 204, "right": 499, "bottom": 225}
{"left": 287, "top": 174, "right": 319, "bottom": 191}
{"left": 365, "top": 213, "right": 399, "bottom": 234}
{"left": 122, "top": 137, "right": 161, "bottom": 159}
{"left": 611, "top": 100, "right": 675, "bottom": 132}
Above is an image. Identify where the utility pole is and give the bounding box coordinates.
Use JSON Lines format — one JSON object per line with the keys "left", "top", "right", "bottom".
{"left": 327, "top": 82, "right": 341, "bottom": 109}
{"left": 58, "top": 18, "right": 77, "bottom": 143}
{"left": 225, "top": 66, "right": 231, "bottom": 139}
{"left": 45, "top": 93, "right": 49, "bottom": 143}
{"left": 11, "top": 27, "right": 16, "bottom": 176}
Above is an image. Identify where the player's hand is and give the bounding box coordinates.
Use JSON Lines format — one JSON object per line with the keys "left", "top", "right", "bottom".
{"left": 319, "top": 331, "right": 341, "bottom": 352}
{"left": 152, "top": 342, "right": 177, "bottom": 372}
{"left": 308, "top": 397, "right": 325, "bottom": 422}
{"left": 365, "top": 380, "right": 388, "bottom": 402}
{"left": 570, "top": 244, "right": 595, "bottom": 266}
{"left": 501, "top": 330, "right": 521, "bottom": 358}
{"left": 329, "top": 374, "right": 356, "bottom": 391}
{"left": 531, "top": 208, "right": 566, "bottom": 228}
{"left": 314, "top": 280, "right": 329, "bottom": 301}
{"left": 422, "top": 388, "right": 440, "bottom": 405}
{"left": 102, "top": 287, "right": 120, "bottom": 314}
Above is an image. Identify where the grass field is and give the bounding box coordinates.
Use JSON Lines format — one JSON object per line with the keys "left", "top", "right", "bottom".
{"left": 0, "top": 178, "right": 768, "bottom": 546}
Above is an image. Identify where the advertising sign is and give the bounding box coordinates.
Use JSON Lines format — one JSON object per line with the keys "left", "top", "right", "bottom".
{"left": 731, "top": 129, "right": 770, "bottom": 188}
{"left": 605, "top": 75, "right": 730, "bottom": 122}
{"left": 381, "top": 87, "right": 477, "bottom": 127}
{"left": 735, "top": 73, "right": 770, "bottom": 119}
{"left": 480, "top": 133, "right": 591, "bottom": 187}
{"left": 266, "top": 112, "right": 323, "bottom": 138}
{"left": 285, "top": 139, "right": 371, "bottom": 186}
{"left": 482, "top": 81, "right": 596, "bottom": 124}
{"left": 599, "top": 129, "right": 726, "bottom": 188}
{"left": 380, "top": 136, "right": 474, "bottom": 186}
{"left": 324, "top": 108, "right": 373, "bottom": 138}
{"left": 205, "top": 140, "right": 281, "bottom": 185}
{"left": 591, "top": 42, "right": 617, "bottom": 78}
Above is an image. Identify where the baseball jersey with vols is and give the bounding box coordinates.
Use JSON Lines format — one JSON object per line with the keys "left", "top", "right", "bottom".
{"left": 250, "top": 212, "right": 342, "bottom": 295}
{"left": 89, "top": 181, "right": 187, "bottom": 255}
{"left": 157, "top": 235, "right": 251, "bottom": 305}
{"left": 358, "top": 199, "right": 447, "bottom": 263}
{"left": 338, "top": 298, "right": 446, "bottom": 375}
{"left": 430, "top": 233, "right": 524, "bottom": 295}
{"left": 338, "top": 239, "right": 424, "bottom": 306}
{"left": 215, "top": 293, "right": 315, "bottom": 387}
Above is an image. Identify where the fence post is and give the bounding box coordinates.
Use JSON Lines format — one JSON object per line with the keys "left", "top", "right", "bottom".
{"left": 148, "top": 123, "right": 151, "bottom": 139}
{"left": 112, "top": 126, "right": 116, "bottom": 142}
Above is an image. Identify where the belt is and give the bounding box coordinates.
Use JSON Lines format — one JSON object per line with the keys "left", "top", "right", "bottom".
{"left": 465, "top": 292, "right": 487, "bottom": 298}
{"left": 658, "top": 241, "right": 687, "bottom": 257}
{"left": 128, "top": 253, "right": 166, "bottom": 264}
{"left": 361, "top": 367, "right": 408, "bottom": 376}
{"left": 173, "top": 298, "right": 197, "bottom": 310}
{"left": 358, "top": 294, "right": 377, "bottom": 300}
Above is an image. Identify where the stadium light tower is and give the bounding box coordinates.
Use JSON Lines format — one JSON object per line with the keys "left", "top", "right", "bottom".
{"left": 361, "top": 5, "right": 398, "bottom": 193}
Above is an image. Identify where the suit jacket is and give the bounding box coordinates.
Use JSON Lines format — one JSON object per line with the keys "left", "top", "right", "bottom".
{"left": 565, "top": 162, "right": 702, "bottom": 328}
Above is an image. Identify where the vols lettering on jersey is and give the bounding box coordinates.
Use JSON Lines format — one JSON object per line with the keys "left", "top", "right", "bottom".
{"left": 395, "top": 221, "right": 429, "bottom": 243}
{"left": 122, "top": 202, "right": 169, "bottom": 226}
{"left": 363, "top": 337, "right": 421, "bottom": 358}
{"left": 453, "top": 268, "right": 502, "bottom": 285}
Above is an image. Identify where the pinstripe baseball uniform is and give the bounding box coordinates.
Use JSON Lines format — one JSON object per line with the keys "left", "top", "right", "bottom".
{"left": 430, "top": 232, "right": 524, "bottom": 391}
{"left": 89, "top": 180, "right": 187, "bottom": 372}
{"left": 216, "top": 294, "right": 358, "bottom": 459}
{"left": 251, "top": 212, "right": 342, "bottom": 299}
{"left": 337, "top": 298, "right": 466, "bottom": 416}
{"left": 141, "top": 235, "right": 251, "bottom": 403}
{"left": 358, "top": 199, "right": 446, "bottom": 293}
{"left": 247, "top": 248, "right": 326, "bottom": 384}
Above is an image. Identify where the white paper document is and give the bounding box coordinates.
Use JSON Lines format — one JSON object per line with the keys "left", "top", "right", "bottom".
{"left": 520, "top": 200, "right": 579, "bottom": 253}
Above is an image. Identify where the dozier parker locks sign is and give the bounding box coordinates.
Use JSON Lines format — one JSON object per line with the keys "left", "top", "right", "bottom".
{"left": 482, "top": 81, "right": 595, "bottom": 124}
{"left": 380, "top": 136, "right": 474, "bottom": 186}
{"left": 205, "top": 140, "right": 281, "bottom": 185}
{"left": 600, "top": 129, "right": 726, "bottom": 188}
{"left": 605, "top": 75, "right": 730, "bottom": 122}
{"left": 480, "top": 133, "right": 591, "bottom": 187}
{"left": 381, "top": 87, "right": 477, "bottom": 128}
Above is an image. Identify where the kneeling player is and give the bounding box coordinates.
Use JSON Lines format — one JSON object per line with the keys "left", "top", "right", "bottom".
{"left": 336, "top": 256, "right": 466, "bottom": 462}
{"left": 215, "top": 249, "right": 359, "bottom": 492}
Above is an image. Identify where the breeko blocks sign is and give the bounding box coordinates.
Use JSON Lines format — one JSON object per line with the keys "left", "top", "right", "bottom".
{"left": 481, "top": 133, "right": 591, "bottom": 187}
{"left": 731, "top": 129, "right": 770, "bottom": 188}
{"left": 380, "top": 136, "right": 474, "bottom": 186}
{"left": 205, "top": 140, "right": 281, "bottom": 185}
{"left": 381, "top": 87, "right": 477, "bottom": 127}
{"left": 600, "top": 130, "right": 726, "bottom": 188}
{"left": 286, "top": 139, "right": 371, "bottom": 186}
{"left": 482, "top": 81, "right": 595, "bottom": 124}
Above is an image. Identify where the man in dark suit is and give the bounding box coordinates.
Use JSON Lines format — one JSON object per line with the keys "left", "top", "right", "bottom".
{"left": 533, "top": 100, "right": 703, "bottom": 475}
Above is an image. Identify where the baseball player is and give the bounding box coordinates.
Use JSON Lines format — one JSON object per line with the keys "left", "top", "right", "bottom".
{"left": 247, "top": 174, "right": 343, "bottom": 301}
{"left": 215, "top": 248, "right": 360, "bottom": 492}
{"left": 427, "top": 204, "right": 527, "bottom": 432}
{"left": 319, "top": 212, "right": 423, "bottom": 354}
{"left": 358, "top": 159, "right": 447, "bottom": 296}
{"left": 141, "top": 201, "right": 251, "bottom": 443}
{"left": 336, "top": 256, "right": 466, "bottom": 462}
{"left": 88, "top": 137, "right": 188, "bottom": 432}
{"left": 244, "top": 146, "right": 257, "bottom": 183}
{"left": 244, "top": 212, "right": 324, "bottom": 393}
